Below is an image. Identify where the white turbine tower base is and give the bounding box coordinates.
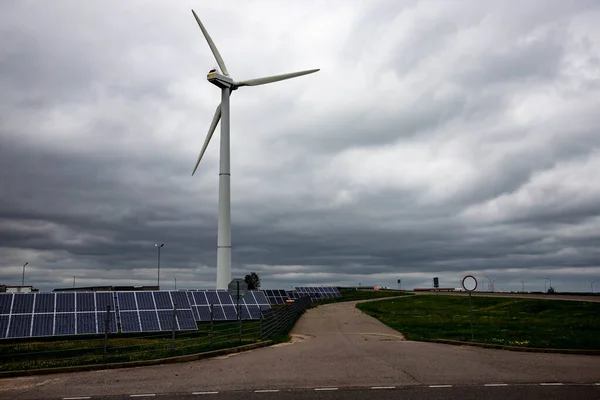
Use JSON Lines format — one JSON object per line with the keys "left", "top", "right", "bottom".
{"left": 190, "top": 9, "right": 319, "bottom": 289}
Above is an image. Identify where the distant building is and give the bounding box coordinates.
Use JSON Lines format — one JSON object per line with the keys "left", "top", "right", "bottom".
{"left": 0, "top": 285, "right": 39, "bottom": 293}
{"left": 53, "top": 285, "right": 160, "bottom": 292}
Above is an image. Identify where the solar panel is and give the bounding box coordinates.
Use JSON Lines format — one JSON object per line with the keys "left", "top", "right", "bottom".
{"left": 253, "top": 291, "right": 269, "bottom": 305}
{"left": 0, "top": 315, "right": 9, "bottom": 339}
{"left": 34, "top": 293, "right": 55, "bottom": 313}
{"left": 194, "top": 291, "right": 208, "bottom": 305}
{"left": 12, "top": 293, "right": 35, "bottom": 313}
{"left": 135, "top": 292, "right": 155, "bottom": 310}
{"left": 217, "top": 291, "right": 233, "bottom": 305}
{"left": 212, "top": 306, "right": 226, "bottom": 321}
{"left": 7, "top": 314, "right": 32, "bottom": 338}
{"left": 119, "top": 311, "right": 141, "bottom": 333}
{"left": 76, "top": 292, "right": 95, "bottom": 312}
{"left": 195, "top": 305, "right": 211, "bottom": 321}
{"left": 95, "top": 292, "right": 115, "bottom": 311}
{"left": 175, "top": 309, "right": 197, "bottom": 330}
{"left": 157, "top": 310, "right": 177, "bottom": 330}
{"left": 242, "top": 291, "right": 257, "bottom": 305}
{"left": 77, "top": 312, "right": 97, "bottom": 335}
{"left": 32, "top": 314, "right": 54, "bottom": 337}
{"left": 205, "top": 291, "right": 219, "bottom": 305}
{"left": 0, "top": 294, "right": 13, "bottom": 314}
{"left": 153, "top": 291, "right": 173, "bottom": 309}
{"left": 116, "top": 292, "right": 137, "bottom": 311}
{"left": 171, "top": 291, "right": 191, "bottom": 309}
{"left": 139, "top": 310, "right": 160, "bottom": 331}
{"left": 55, "top": 313, "right": 75, "bottom": 335}
{"left": 56, "top": 292, "right": 75, "bottom": 313}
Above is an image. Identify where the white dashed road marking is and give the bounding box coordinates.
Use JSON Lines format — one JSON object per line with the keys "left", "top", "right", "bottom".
{"left": 540, "top": 383, "right": 564, "bottom": 386}
{"left": 192, "top": 392, "right": 219, "bottom": 395}
{"left": 63, "top": 397, "right": 92, "bottom": 400}
{"left": 429, "top": 385, "right": 452, "bottom": 388}
{"left": 371, "top": 386, "right": 395, "bottom": 389}
{"left": 485, "top": 383, "right": 508, "bottom": 387}
{"left": 130, "top": 395, "right": 156, "bottom": 398}
{"left": 254, "top": 390, "right": 280, "bottom": 393}
{"left": 314, "top": 387, "right": 338, "bottom": 391}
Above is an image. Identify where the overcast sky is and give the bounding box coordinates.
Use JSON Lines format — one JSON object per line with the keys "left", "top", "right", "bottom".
{"left": 1, "top": 0, "right": 600, "bottom": 293}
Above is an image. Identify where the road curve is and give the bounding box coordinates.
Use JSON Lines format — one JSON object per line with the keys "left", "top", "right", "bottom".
{"left": 0, "top": 300, "right": 599, "bottom": 399}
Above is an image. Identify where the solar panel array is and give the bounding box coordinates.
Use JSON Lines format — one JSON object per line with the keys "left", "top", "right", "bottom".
{"left": 262, "top": 289, "right": 290, "bottom": 305}
{"left": 0, "top": 292, "right": 117, "bottom": 339}
{"left": 295, "top": 287, "right": 342, "bottom": 301}
{"left": 115, "top": 291, "right": 197, "bottom": 333}
{"left": 185, "top": 290, "right": 271, "bottom": 321}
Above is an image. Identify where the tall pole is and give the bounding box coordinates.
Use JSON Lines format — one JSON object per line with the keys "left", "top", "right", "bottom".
{"left": 591, "top": 280, "right": 596, "bottom": 294}
{"left": 174, "top": 277, "right": 177, "bottom": 290}
{"left": 216, "top": 87, "right": 232, "bottom": 290}
{"left": 521, "top": 280, "right": 524, "bottom": 293}
{"left": 485, "top": 276, "right": 492, "bottom": 292}
{"left": 73, "top": 276, "right": 75, "bottom": 288}
{"left": 21, "top": 262, "right": 28, "bottom": 286}
{"left": 155, "top": 243, "right": 164, "bottom": 289}
{"left": 544, "top": 277, "right": 551, "bottom": 292}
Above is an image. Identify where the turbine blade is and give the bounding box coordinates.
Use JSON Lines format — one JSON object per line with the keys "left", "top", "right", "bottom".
{"left": 234, "top": 68, "right": 319, "bottom": 87}
{"left": 191, "top": 9, "right": 229, "bottom": 76}
{"left": 192, "top": 104, "right": 221, "bottom": 176}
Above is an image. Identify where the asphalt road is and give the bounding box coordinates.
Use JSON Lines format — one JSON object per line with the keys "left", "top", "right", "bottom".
{"left": 1, "top": 300, "right": 599, "bottom": 399}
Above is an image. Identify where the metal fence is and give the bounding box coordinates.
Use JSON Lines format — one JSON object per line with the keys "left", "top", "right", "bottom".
{"left": 0, "top": 297, "right": 312, "bottom": 372}
{"left": 260, "top": 296, "right": 312, "bottom": 339}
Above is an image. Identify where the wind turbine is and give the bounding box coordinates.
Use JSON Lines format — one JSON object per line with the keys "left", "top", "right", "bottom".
{"left": 190, "top": 9, "right": 319, "bottom": 289}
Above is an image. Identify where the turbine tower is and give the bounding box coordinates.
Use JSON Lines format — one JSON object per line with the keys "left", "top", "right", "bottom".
{"left": 190, "top": 9, "right": 319, "bottom": 289}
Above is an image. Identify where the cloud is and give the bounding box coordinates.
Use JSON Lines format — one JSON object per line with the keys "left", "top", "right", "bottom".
{"left": 1, "top": 0, "right": 600, "bottom": 292}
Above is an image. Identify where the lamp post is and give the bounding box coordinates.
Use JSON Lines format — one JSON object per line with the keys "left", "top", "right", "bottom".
{"left": 155, "top": 243, "right": 164, "bottom": 289}
{"left": 174, "top": 277, "right": 177, "bottom": 290}
{"left": 592, "top": 280, "right": 596, "bottom": 294}
{"left": 521, "top": 280, "right": 525, "bottom": 293}
{"left": 21, "top": 262, "right": 28, "bottom": 286}
{"left": 73, "top": 276, "right": 76, "bottom": 288}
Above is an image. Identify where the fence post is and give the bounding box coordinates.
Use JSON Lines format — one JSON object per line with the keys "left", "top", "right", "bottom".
{"left": 103, "top": 305, "right": 110, "bottom": 361}
{"left": 171, "top": 303, "right": 177, "bottom": 353}
{"left": 210, "top": 303, "right": 214, "bottom": 349}
{"left": 238, "top": 299, "right": 242, "bottom": 345}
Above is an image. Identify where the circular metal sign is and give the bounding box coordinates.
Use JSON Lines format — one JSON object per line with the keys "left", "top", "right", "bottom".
{"left": 462, "top": 275, "right": 478, "bottom": 292}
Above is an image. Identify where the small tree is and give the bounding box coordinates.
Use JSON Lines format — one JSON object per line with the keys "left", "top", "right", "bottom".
{"left": 547, "top": 287, "right": 555, "bottom": 294}
{"left": 244, "top": 272, "right": 261, "bottom": 290}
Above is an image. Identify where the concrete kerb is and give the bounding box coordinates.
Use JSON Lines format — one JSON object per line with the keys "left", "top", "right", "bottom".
{"left": 0, "top": 340, "right": 274, "bottom": 379}
{"left": 427, "top": 339, "right": 600, "bottom": 356}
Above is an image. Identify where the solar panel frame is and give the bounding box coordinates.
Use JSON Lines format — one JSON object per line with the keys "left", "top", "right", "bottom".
{"left": 12, "top": 293, "right": 35, "bottom": 314}
{"left": 34, "top": 293, "right": 55, "bottom": 313}
{"left": 54, "top": 313, "right": 75, "bottom": 336}
{"left": 56, "top": 292, "right": 75, "bottom": 313}
{"left": 76, "top": 292, "right": 95, "bottom": 312}
{"left": 0, "top": 315, "right": 9, "bottom": 339}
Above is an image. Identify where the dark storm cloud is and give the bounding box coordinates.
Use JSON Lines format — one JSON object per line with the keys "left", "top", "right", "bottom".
{"left": 1, "top": 0, "right": 599, "bottom": 292}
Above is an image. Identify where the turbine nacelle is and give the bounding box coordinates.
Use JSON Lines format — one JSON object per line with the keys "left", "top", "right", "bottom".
{"left": 207, "top": 70, "right": 234, "bottom": 89}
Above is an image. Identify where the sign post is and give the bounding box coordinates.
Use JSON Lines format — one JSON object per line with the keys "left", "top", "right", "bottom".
{"left": 461, "top": 275, "right": 478, "bottom": 340}
{"left": 228, "top": 278, "right": 248, "bottom": 344}
{"left": 433, "top": 277, "right": 439, "bottom": 289}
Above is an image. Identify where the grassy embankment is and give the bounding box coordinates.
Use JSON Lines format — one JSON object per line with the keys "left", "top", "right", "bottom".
{"left": 315, "top": 289, "right": 412, "bottom": 305}
{"left": 357, "top": 295, "right": 600, "bottom": 350}
{"left": 0, "top": 321, "right": 261, "bottom": 372}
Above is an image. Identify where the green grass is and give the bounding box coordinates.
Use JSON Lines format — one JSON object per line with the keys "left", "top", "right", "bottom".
{"left": 356, "top": 295, "right": 600, "bottom": 350}
{"left": 0, "top": 321, "right": 262, "bottom": 372}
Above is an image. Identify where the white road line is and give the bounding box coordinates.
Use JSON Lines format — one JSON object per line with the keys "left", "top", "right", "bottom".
{"left": 192, "top": 392, "right": 219, "bottom": 395}
{"left": 484, "top": 384, "right": 508, "bottom": 387}
{"left": 540, "top": 383, "right": 564, "bottom": 386}
{"left": 254, "top": 390, "right": 280, "bottom": 393}
{"left": 595, "top": 383, "right": 600, "bottom": 386}
{"left": 63, "top": 397, "right": 92, "bottom": 400}
{"left": 130, "top": 395, "right": 156, "bottom": 398}
{"left": 371, "top": 386, "right": 395, "bottom": 389}
{"left": 429, "top": 385, "right": 452, "bottom": 388}
{"left": 314, "top": 388, "right": 338, "bottom": 391}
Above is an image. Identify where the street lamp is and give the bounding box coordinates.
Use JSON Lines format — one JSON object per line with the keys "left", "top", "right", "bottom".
{"left": 592, "top": 280, "right": 596, "bottom": 294}
{"left": 21, "top": 262, "right": 28, "bottom": 286}
{"left": 174, "top": 277, "right": 177, "bottom": 290}
{"left": 155, "top": 243, "right": 164, "bottom": 289}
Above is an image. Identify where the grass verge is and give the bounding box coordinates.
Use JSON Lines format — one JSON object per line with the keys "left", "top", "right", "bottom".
{"left": 356, "top": 295, "right": 600, "bottom": 350}
{"left": 0, "top": 321, "right": 262, "bottom": 371}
